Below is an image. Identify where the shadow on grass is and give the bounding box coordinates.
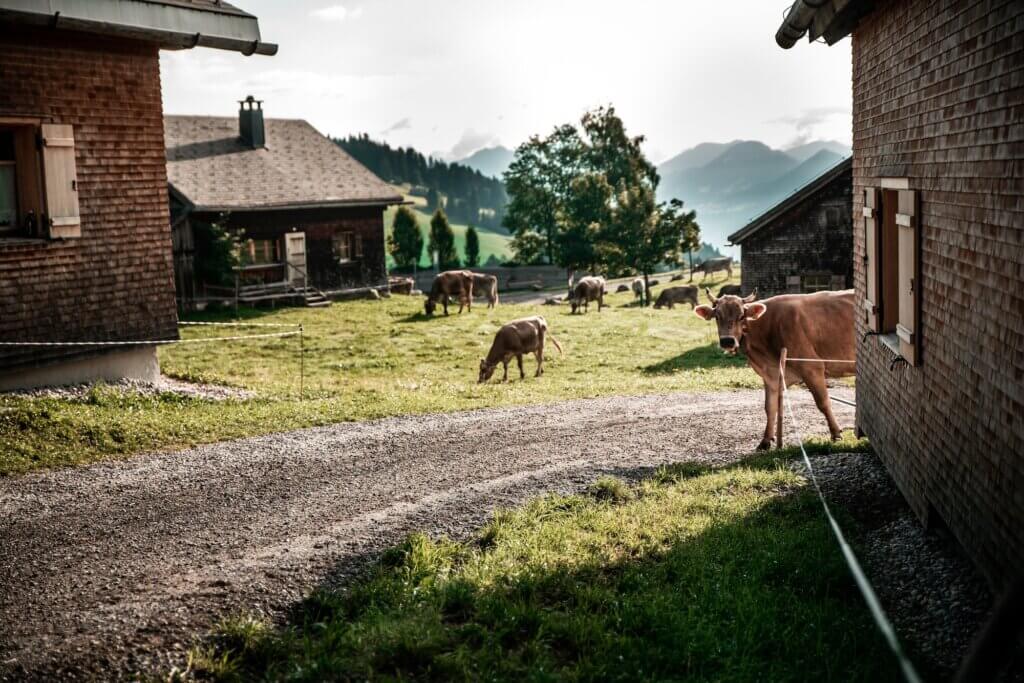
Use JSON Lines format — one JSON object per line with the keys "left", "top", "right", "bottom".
{"left": 642, "top": 341, "right": 749, "bottom": 375}
{"left": 191, "top": 438, "right": 909, "bottom": 683}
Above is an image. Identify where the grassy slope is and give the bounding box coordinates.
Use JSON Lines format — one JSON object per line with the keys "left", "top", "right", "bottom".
{"left": 191, "top": 437, "right": 902, "bottom": 682}
{"left": 0, "top": 276, "right": 750, "bottom": 476}
{"left": 383, "top": 193, "right": 513, "bottom": 269}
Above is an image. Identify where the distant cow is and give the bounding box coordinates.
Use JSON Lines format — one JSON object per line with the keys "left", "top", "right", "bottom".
{"left": 615, "top": 283, "right": 630, "bottom": 293}
{"left": 670, "top": 273, "right": 685, "bottom": 282}
{"left": 570, "top": 276, "right": 606, "bottom": 314}
{"left": 654, "top": 285, "right": 699, "bottom": 310}
{"left": 470, "top": 272, "right": 499, "bottom": 308}
{"left": 695, "top": 289, "right": 855, "bottom": 450}
{"left": 425, "top": 270, "right": 473, "bottom": 316}
{"left": 690, "top": 256, "right": 733, "bottom": 281}
{"left": 717, "top": 284, "right": 745, "bottom": 298}
{"left": 631, "top": 277, "right": 646, "bottom": 301}
{"left": 478, "top": 316, "right": 563, "bottom": 383}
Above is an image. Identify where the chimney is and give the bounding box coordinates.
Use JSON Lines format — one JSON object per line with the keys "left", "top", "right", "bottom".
{"left": 238, "top": 95, "right": 265, "bottom": 148}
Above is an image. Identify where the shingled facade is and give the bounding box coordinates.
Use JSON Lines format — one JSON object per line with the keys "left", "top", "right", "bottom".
{"left": 728, "top": 158, "right": 852, "bottom": 298}
{"left": 166, "top": 106, "right": 402, "bottom": 309}
{"left": 0, "top": 1, "right": 273, "bottom": 390}
{"left": 776, "top": 0, "right": 1024, "bottom": 591}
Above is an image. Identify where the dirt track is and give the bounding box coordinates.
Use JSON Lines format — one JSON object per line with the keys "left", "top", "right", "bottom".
{"left": 0, "top": 388, "right": 853, "bottom": 680}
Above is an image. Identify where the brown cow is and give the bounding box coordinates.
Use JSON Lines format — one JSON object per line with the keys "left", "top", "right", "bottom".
{"left": 470, "top": 272, "right": 499, "bottom": 308}
{"left": 478, "top": 316, "right": 563, "bottom": 383}
{"left": 694, "top": 289, "right": 855, "bottom": 450}
{"left": 425, "top": 270, "right": 474, "bottom": 316}
{"left": 569, "top": 276, "right": 605, "bottom": 314}
{"left": 654, "top": 285, "right": 699, "bottom": 310}
{"left": 717, "top": 284, "right": 746, "bottom": 298}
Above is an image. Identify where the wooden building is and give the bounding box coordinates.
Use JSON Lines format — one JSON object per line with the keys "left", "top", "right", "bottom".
{"left": 0, "top": 0, "right": 273, "bottom": 390}
{"left": 166, "top": 102, "right": 403, "bottom": 309}
{"left": 728, "top": 158, "right": 852, "bottom": 297}
{"left": 776, "top": 0, "right": 1023, "bottom": 590}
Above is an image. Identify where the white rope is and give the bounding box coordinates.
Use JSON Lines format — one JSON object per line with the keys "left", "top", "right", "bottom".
{"left": 0, "top": 331, "right": 300, "bottom": 347}
{"left": 785, "top": 357, "right": 856, "bottom": 363}
{"left": 178, "top": 321, "right": 300, "bottom": 329}
{"left": 780, "top": 377, "right": 921, "bottom": 683}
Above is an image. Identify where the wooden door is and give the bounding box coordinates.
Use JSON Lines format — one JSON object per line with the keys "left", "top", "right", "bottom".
{"left": 284, "top": 232, "right": 306, "bottom": 287}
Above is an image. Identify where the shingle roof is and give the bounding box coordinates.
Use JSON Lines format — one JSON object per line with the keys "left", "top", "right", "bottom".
{"left": 165, "top": 116, "right": 403, "bottom": 211}
{"left": 727, "top": 157, "right": 852, "bottom": 245}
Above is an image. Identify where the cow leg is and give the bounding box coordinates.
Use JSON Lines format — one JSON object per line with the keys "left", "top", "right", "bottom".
{"left": 443, "top": 298, "right": 449, "bottom": 316}
{"left": 535, "top": 339, "right": 544, "bottom": 377}
{"left": 760, "top": 377, "right": 779, "bottom": 450}
{"left": 517, "top": 354, "right": 525, "bottom": 379}
{"left": 804, "top": 369, "right": 843, "bottom": 440}
{"left": 501, "top": 359, "right": 509, "bottom": 382}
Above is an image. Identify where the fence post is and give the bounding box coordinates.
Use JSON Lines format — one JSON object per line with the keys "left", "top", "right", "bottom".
{"left": 777, "top": 347, "right": 788, "bottom": 449}
{"left": 299, "top": 323, "right": 304, "bottom": 400}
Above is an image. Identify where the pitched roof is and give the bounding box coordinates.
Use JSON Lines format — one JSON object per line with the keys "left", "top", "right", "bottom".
{"left": 728, "top": 157, "right": 852, "bottom": 245}
{"left": 165, "top": 116, "right": 403, "bottom": 211}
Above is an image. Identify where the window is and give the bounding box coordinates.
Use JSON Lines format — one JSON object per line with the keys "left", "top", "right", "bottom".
{"left": 802, "top": 274, "right": 832, "bottom": 292}
{"left": 239, "top": 238, "right": 280, "bottom": 266}
{"left": 863, "top": 184, "right": 920, "bottom": 365}
{"left": 333, "top": 232, "right": 353, "bottom": 262}
{"left": 0, "top": 130, "right": 17, "bottom": 234}
{"left": 354, "top": 233, "right": 363, "bottom": 258}
{"left": 0, "top": 122, "right": 81, "bottom": 240}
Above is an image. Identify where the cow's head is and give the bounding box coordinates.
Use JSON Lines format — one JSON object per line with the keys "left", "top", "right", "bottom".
{"left": 478, "top": 359, "right": 497, "bottom": 383}
{"left": 693, "top": 289, "right": 766, "bottom": 355}
{"left": 424, "top": 297, "right": 436, "bottom": 316}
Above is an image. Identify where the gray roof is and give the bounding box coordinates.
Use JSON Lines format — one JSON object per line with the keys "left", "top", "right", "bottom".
{"left": 728, "top": 157, "right": 852, "bottom": 245}
{"left": 165, "top": 116, "right": 403, "bottom": 212}
{"left": 0, "top": 0, "right": 276, "bottom": 54}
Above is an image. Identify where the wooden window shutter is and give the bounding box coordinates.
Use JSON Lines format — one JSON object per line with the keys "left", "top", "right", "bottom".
{"left": 896, "top": 190, "right": 921, "bottom": 365}
{"left": 41, "top": 124, "right": 81, "bottom": 239}
{"left": 862, "top": 188, "right": 881, "bottom": 331}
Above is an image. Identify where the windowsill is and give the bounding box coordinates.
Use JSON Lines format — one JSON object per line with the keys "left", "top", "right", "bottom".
{"left": 878, "top": 332, "right": 901, "bottom": 356}
{"left": 0, "top": 236, "right": 50, "bottom": 249}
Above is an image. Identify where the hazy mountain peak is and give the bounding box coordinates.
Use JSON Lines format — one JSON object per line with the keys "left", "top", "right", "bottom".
{"left": 783, "top": 139, "right": 851, "bottom": 162}
{"left": 457, "top": 145, "right": 515, "bottom": 179}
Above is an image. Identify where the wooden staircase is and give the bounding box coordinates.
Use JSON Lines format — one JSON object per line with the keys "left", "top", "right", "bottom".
{"left": 235, "top": 281, "right": 332, "bottom": 308}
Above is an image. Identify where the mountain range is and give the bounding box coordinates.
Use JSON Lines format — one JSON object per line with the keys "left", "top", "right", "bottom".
{"left": 456, "top": 139, "right": 851, "bottom": 251}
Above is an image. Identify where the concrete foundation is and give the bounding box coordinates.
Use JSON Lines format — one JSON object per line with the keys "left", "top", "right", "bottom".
{"left": 0, "top": 347, "right": 161, "bottom": 391}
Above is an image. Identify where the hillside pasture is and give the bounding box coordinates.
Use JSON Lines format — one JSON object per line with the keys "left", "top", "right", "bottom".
{"left": 0, "top": 274, "right": 751, "bottom": 475}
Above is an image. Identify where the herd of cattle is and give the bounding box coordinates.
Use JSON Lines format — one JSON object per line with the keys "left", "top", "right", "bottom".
{"left": 421, "top": 261, "right": 855, "bottom": 450}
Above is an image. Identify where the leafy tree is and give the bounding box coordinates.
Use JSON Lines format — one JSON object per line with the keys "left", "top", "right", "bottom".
{"left": 465, "top": 225, "right": 481, "bottom": 268}
{"left": 192, "top": 214, "right": 239, "bottom": 287}
{"left": 388, "top": 206, "right": 424, "bottom": 269}
{"left": 426, "top": 187, "right": 440, "bottom": 212}
{"left": 428, "top": 209, "right": 458, "bottom": 269}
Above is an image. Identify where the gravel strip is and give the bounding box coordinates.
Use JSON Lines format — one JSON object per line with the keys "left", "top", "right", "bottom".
{"left": 793, "top": 452, "right": 994, "bottom": 679}
{"left": 1, "top": 376, "right": 254, "bottom": 401}
{"left": 0, "top": 388, "right": 850, "bottom": 680}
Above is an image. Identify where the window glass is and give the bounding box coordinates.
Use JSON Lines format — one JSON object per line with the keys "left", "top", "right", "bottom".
{"left": 333, "top": 233, "right": 352, "bottom": 261}
{"left": 239, "top": 238, "right": 279, "bottom": 265}
{"left": 802, "top": 274, "right": 831, "bottom": 292}
{"left": 0, "top": 130, "right": 17, "bottom": 232}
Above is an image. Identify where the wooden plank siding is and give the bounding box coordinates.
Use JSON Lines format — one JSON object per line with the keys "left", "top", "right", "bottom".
{"left": 851, "top": 0, "right": 1024, "bottom": 590}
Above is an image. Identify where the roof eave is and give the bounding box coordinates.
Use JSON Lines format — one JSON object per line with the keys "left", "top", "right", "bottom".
{"left": 0, "top": 0, "right": 277, "bottom": 55}
{"left": 775, "top": 0, "right": 874, "bottom": 49}
{"left": 190, "top": 198, "right": 406, "bottom": 213}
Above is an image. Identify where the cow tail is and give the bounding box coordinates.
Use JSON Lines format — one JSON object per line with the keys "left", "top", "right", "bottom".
{"left": 548, "top": 333, "right": 563, "bottom": 354}
{"left": 491, "top": 279, "right": 499, "bottom": 305}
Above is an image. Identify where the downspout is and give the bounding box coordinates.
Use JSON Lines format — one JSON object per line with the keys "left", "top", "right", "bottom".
{"left": 775, "top": 0, "right": 829, "bottom": 49}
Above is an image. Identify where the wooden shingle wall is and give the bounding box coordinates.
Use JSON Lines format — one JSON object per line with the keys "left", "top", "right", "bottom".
{"left": 852, "top": 0, "right": 1024, "bottom": 589}
{"left": 0, "top": 27, "right": 179, "bottom": 371}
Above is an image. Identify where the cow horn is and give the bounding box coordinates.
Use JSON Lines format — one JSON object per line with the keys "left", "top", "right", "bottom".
{"left": 705, "top": 288, "right": 718, "bottom": 305}
{"left": 743, "top": 289, "right": 758, "bottom": 303}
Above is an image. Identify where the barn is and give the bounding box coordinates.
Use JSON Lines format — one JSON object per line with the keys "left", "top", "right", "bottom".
{"left": 166, "top": 101, "right": 403, "bottom": 309}
{"left": 728, "top": 158, "right": 853, "bottom": 297}
{"left": 776, "top": 0, "right": 1024, "bottom": 591}
{"left": 0, "top": 0, "right": 273, "bottom": 390}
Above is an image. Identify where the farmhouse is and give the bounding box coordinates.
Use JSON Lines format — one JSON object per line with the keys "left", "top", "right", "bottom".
{"left": 0, "top": 0, "right": 274, "bottom": 390}
{"left": 776, "top": 0, "right": 1023, "bottom": 590}
{"left": 166, "top": 101, "right": 403, "bottom": 309}
{"left": 728, "top": 158, "right": 852, "bottom": 297}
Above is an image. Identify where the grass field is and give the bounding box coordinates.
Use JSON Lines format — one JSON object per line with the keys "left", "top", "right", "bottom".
{"left": 188, "top": 436, "right": 903, "bottom": 682}
{"left": 383, "top": 194, "right": 513, "bottom": 269}
{"left": 0, "top": 275, "right": 753, "bottom": 475}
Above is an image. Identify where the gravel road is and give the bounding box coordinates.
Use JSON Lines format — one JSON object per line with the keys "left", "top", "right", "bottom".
{"left": 0, "top": 388, "right": 851, "bottom": 680}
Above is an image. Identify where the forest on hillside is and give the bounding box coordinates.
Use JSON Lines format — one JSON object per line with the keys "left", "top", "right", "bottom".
{"left": 335, "top": 134, "right": 508, "bottom": 230}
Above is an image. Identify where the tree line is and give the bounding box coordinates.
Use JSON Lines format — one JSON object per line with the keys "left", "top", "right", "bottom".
{"left": 389, "top": 206, "right": 482, "bottom": 271}
{"left": 503, "top": 106, "right": 700, "bottom": 305}
{"left": 335, "top": 134, "right": 507, "bottom": 230}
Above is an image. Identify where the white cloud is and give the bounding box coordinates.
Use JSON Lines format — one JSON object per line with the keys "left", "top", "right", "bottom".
{"left": 310, "top": 5, "right": 362, "bottom": 22}
{"left": 381, "top": 117, "right": 412, "bottom": 135}
{"left": 449, "top": 129, "right": 502, "bottom": 161}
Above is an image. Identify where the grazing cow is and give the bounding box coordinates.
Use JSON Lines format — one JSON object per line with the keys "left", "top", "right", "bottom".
{"left": 631, "top": 277, "right": 646, "bottom": 301}
{"left": 425, "top": 270, "right": 474, "bottom": 316}
{"left": 478, "top": 316, "right": 563, "bottom": 383}
{"left": 615, "top": 283, "right": 630, "bottom": 293}
{"left": 690, "top": 256, "right": 733, "bottom": 281}
{"left": 717, "top": 284, "right": 747, "bottom": 298}
{"left": 470, "top": 272, "right": 499, "bottom": 308}
{"left": 653, "top": 285, "right": 699, "bottom": 310}
{"left": 694, "top": 289, "right": 855, "bottom": 450}
{"left": 670, "top": 273, "right": 685, "bottom": 282}
{"left": 570, "top": 276, "right": 606, "bottom": 314}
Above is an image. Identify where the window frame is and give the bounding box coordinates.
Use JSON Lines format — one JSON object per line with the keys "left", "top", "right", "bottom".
{"left": 333, "top": 231, "right": 354, "bottom": 262}
{"left": 0, "top": 120, "right": 47, "bottom": 240}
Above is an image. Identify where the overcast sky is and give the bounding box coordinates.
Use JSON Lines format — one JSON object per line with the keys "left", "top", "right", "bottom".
{"left": 160, "top": 0, "right": 852, "bottom": 163}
